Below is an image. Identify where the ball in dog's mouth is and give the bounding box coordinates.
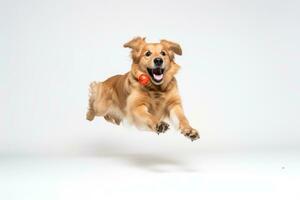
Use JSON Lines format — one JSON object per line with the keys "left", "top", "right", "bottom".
{"left": 147, "top": 67, "right": 164, "bottom": 83}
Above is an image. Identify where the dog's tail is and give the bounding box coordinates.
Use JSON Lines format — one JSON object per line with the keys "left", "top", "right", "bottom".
{"left": 86, "top": 81, "right": 100, "bottom": 121}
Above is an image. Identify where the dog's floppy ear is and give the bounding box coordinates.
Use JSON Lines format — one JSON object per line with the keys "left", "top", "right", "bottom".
{"left": 160, "top": 39, "right": 182, "bottom": 55}
{"left": 124, "top": 37, "right": 146, "bottom": 63}
{"left": 123, "top": 37, "right": 146, "bottom": 51}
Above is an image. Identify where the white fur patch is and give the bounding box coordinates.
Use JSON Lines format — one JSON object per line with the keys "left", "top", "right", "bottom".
{"left": 169, "top": 110, "right": 179, "bottom": 129}
{"left": 106, "top": 106, "right": 124, "bottom": 119}
{"left": 89, "top": 81, "right": 98, "bottom": 97}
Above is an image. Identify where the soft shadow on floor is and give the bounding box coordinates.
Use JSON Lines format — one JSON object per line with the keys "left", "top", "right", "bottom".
{"left": 76, "top": 138, "right": 199, "bottom": 173}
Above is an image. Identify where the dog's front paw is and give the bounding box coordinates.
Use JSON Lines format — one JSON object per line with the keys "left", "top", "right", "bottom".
{"left": 181, "top": 128, "right": 200, "bottom": 141}
{"left": 155, "top": 121, "right": 170, "bottom": 134}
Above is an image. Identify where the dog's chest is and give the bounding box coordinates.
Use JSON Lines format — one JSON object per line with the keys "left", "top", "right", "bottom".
{"left": 148, "top": 91, "right": 166, "bottom": 115}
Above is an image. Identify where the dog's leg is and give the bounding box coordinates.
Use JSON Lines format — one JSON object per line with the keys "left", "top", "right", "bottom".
{"left": 86, "top": 82, "right": 97, "bottom": 121}
{"left": 169, "top": 104, "right": 199, "bottom": 141}
{"left": 86, "top": 94, "right": 96, "bottom": 121}
{"left": 104, "top": 114, "right": 121, "bottom": 125}
{"left": 131, "top": 105, "right": 169, "bottom": 134}
{"left": 86, "top": 82, "right": 112, "bottom": 121}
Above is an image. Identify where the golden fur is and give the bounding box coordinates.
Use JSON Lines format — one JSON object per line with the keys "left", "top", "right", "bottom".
{"left": 86, "top": 37, "right": 199, "bottom": 140}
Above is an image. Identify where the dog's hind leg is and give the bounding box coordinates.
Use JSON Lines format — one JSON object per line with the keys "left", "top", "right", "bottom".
{"left": 104, "top": 114, "right": 121, "bottom": 125}
{"left": 86, "top": 81, "right": 99, "bottom": 121}
{"left": 87, "top": 81, "right": 113, "bottom": 121}
{"left": 86, "top": 99, "right": 95, "bottom": 121}
{"left": 87, "top": 81, "right": 114, "bottom": 122}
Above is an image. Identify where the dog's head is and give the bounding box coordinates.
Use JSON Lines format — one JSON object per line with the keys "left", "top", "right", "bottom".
{"left": 124, "top": 37, "right": 182, "bottom": 85}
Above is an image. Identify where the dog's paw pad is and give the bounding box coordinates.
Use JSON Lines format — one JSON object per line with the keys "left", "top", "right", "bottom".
{"left": 155, "top": 121, "right": 170, "bottom": 134}
{"left": 181, "top": 128, "right": 200, "bottom": 141}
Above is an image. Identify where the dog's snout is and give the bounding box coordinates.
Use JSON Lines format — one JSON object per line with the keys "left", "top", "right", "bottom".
{"left": 153, "top": 57, "right": 163, "bottom": 66}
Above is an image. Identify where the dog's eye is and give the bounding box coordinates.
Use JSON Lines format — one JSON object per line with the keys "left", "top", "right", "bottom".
{"left": 145, "top": 51, "right": 152, "bottom": 57}
{"left": 160, "top": 51, "right": 166, "bottom": 56}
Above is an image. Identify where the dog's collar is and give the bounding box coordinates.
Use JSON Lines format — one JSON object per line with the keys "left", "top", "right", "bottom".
{"left": 131, "top": 72, "right": 150, "bottom": 86}
{"left": 130, "top": 72, "right": 165, "bottom": 91}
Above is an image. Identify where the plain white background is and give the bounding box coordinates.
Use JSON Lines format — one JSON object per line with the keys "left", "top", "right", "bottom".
{"left": 1, "top": 0, "right": 299, "bottom": 199}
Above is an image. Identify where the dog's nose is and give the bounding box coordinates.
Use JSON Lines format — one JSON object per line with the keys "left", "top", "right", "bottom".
{"left": 153, "top": 57, "right": 163, "bottom": 66}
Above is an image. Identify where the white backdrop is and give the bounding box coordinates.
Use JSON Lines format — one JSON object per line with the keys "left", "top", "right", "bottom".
{"left": 1, "top": 1, "right": 300, "bottom": 199}
{"left": 1, "top": 0, "right": 299, "bottom": 155}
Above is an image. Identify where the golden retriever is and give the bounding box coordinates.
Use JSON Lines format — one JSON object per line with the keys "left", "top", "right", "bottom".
{"left": 86, "top": 37, "right": 199, "bottom": 141}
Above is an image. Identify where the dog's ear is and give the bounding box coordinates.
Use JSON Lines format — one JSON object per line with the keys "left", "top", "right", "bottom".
{"left": 160, "top": 39, "right": 182, "bottom": 56}
{"left": 123, "top": 37, "right": 146, "bottom": 51}
{"left": 124, "top": 37, "right": 146, "bottom": 63}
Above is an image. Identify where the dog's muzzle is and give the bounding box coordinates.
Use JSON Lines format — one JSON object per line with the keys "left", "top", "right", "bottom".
{"left": 147, "top": 67, "right": 164, "bottom": 83}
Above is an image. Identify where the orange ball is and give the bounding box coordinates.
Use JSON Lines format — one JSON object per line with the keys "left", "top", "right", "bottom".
{"left": 138, "top": 74, "right": 150, "bottom": 86}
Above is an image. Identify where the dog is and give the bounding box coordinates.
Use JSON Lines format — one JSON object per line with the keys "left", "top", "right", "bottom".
{"left": 86, "top": 37, "right": 199, "bottom": 141}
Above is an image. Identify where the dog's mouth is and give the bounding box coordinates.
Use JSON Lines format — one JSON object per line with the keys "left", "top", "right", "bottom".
{"left": 147, "top": 67, "right": 164, "bottom": 83}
